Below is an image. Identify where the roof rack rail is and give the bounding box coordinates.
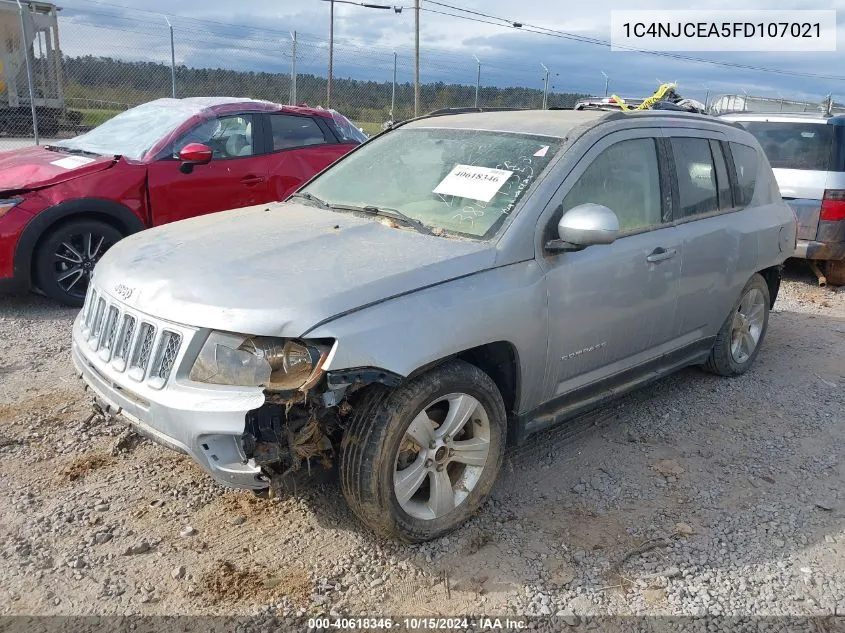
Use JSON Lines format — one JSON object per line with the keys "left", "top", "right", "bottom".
{"left": 709, "top": 94, "right": 845, "bottom": 116}
{"left": 424, "top": 106, "right": 527, "bottom": 117}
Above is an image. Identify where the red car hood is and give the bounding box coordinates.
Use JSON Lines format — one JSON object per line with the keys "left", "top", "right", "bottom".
{"left": 0, "top": 146, "right": 116, "bottom": 193}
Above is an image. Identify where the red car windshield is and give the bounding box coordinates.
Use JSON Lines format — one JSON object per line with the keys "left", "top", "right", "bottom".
{"left": 51, "top": 98, "right": 246, "bottom": 161}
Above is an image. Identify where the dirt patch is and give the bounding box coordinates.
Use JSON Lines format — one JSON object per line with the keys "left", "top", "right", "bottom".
{"left": 651, "top": 459, "right": 685, "bottom": 477}
{"left": 554, "top": 503, "right": 630, "bottom": 552}
{"left": 199, "top": 560, "right": 311, "bottom": 606}
{"left": 217, "top": 491, "right": 273, "bottom": 517}
{"left": 642, "top": 587, "right": 667, "bottom": 605}
{"left": 60, "top": 452, "right": 114, "bottom": 482}
{"left": 0, "top": 389, "right": 80, "bottom": 424}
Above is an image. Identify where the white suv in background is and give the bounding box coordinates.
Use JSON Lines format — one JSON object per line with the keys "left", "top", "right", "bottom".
{"left": 721, "top": 112, "right": 845, "bottom": 285}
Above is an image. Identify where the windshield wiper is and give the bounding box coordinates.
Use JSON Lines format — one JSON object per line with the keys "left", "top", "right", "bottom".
{"left": 291, "top": 194, "right": 434, "bottom": 236}
{"left": 44, "top": 145, "right": 101, "bottom": 157}
{"left": 290, "top": 191, "right": 331, "bottom": 208}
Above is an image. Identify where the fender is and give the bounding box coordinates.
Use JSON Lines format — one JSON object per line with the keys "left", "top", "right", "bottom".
{"left": 13, "top": 198, "right": 146, "bottom": 289}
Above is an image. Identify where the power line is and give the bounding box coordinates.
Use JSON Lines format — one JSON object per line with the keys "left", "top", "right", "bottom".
{"left": 61, "top": 2, "right": 535, "bottom": 75}
{"left": 422, "top": 0, "right": 845, "bottom": 82}
{"left": 62, "top": 0, "right": 845, "bottom": 91}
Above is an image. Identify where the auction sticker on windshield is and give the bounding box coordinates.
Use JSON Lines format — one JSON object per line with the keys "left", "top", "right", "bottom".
{"left": 50, "top": 156, "right": 96, "bottom": 169}
{"left": 433, "top": 164, "right": 514, "bottom": 202}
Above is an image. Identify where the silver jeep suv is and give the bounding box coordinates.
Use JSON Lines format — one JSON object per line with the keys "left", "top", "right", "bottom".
{"left": 72, "top": 109, "right": 796, "bottom": 542}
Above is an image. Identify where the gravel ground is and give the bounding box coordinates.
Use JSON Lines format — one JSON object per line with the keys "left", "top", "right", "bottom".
{"left": 1, "top": 264, "right": 844, "bottom": 629}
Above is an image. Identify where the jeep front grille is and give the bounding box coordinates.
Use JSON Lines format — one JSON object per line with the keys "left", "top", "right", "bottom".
{"left": 79, "top": 285, "right": 187, "bottom": 388}
{"left": 115, "top": 315, "right": 136, "bottom": 364}
{"left": 154, "top": 332, "right": 182, "bottom": 380}
{"left": 131, "top": 323, "right": 156, "bottom": 377}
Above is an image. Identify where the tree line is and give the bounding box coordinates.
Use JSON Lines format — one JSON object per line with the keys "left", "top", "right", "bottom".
{"left": 61, "top": 55, "right": 592, "bottom": 123}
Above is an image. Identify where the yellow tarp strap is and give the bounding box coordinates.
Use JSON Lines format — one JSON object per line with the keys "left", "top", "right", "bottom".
{"left": 610, "top": 83, "right": 677, "bottom": 112}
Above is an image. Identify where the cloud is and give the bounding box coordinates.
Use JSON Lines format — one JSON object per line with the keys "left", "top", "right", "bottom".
{"left": 56, "top": 0, "right": 845, "bottom": 104}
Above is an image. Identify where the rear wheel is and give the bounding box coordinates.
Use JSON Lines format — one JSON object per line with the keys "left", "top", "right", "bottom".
{"left": 34, "top": 219, "right": 122, "bottom": 307}
{"left": 825, "top": 259, "right": 845, "bottom": 286}
{"left": 340, "top": 360, "right": 506, "bottom": 542}
{"left": 703, "top": 273, "right": 770, "bottom": 377}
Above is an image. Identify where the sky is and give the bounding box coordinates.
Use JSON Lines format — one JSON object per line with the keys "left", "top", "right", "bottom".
{"left": 54, "top": 0, "right": 845, "bottom": 105}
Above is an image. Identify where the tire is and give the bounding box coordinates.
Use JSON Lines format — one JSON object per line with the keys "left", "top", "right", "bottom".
{"left": 340, "top": 360, "right": 506, "bottom": 542}
{"left": 33, "top": 219, "right": 123, "bottom": 307}
{"left": 825, "top": 259, "right": 845, "bottom": 287}
{"left": 703, "top": 273, "right": 770, "bottom": 377}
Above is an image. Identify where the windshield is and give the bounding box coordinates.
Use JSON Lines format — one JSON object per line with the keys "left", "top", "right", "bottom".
{"left": 737, "top": 121, "right": 835, "bottom": 171}
{"left": 53, "top": 100, "right": 201, "bottom": 161}
{"left": 302, "top": 128, "right": 561, "bottom": 238}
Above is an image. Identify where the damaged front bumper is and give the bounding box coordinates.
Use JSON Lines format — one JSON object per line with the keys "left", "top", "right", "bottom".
{"left": 71, "top": 308, "right": 269, "bottom": 490}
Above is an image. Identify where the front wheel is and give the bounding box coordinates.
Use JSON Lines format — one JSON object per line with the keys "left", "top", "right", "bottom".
{"left": 703, "top": 273, "right": 770, "bottom": 377}
{"left": 340, "top": 360, "right": 506, "bottom": 542}
{"left": 33, "top": 219, "right": 123, "bottom": 307}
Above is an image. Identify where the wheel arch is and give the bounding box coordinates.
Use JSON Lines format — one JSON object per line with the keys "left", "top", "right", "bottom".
{"left": 405, "top": 340, "right": 521, "bottom": 427}
{"left": 14, "top": 198, "right": 146, "bottom": 289}
{"left": 757, "top": 264, "right": 782, "bottom": 309}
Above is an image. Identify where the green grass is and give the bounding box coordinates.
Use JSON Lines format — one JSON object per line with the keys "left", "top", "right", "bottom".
{"left": 355, "top": 120, "right": 384, "bottom": 137}
{"left": 77, "top": 108, "right": 122, "bottom": 127}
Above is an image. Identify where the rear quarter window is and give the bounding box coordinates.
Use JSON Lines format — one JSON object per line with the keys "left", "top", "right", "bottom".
{"left": 729, "top": 142, "right": 758, "bottom": 207}
{"left": 737, "top": 121, "right": 834, "bottom": 171}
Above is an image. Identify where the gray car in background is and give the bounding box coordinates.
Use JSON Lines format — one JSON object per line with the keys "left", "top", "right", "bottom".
{"left": 721, "top": 112, "right": 845, "bottom": 286}
{"left": 71, "top": 109, "right": 796, "bottom": 542}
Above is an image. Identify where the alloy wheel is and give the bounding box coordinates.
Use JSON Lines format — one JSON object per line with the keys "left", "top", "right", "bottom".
{"left": 52, "top": 231, "right": 112, "bottom": 300}
{"left": 393, "top": 393, "right": 491, "bottom": 521}
{"left": 730, "top": 287, "right": 766, "bottom": 364}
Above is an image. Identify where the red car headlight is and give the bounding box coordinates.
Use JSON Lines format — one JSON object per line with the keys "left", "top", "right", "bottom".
{"left": 0, "top": 198, "right": 22, "bottom": 219}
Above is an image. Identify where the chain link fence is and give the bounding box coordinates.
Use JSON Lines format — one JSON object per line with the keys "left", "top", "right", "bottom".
{"left": 5, "top": 2, "right": 839, "bottom": 143}
{"left": 2, "top": 1, "right": 592, "bottom": 141}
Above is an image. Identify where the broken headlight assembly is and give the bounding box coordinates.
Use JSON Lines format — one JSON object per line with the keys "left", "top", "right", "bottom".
{"left": 0, "top": 198, "right": 22, "bottom": 219}
{"left": 189, "top": 331, "right": 331, "bottom": 391}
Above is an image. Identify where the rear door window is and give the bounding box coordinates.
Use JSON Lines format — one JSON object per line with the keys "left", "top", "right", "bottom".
{"left": 729, "top": 143, "right": 759, "bottom": 206}
{"left": 269, "top": 115, "right": 327, "bottom": 151}
{"left": 737, "top": 121, "right": 834, "bottom": 171}
{"left": 670, "top": 138, "right": 719, "bottom": 218}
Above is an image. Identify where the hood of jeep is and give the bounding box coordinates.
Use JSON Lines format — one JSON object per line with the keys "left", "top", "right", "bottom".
{"left": 92, "top": 201, "right": 497, "bottom": 336}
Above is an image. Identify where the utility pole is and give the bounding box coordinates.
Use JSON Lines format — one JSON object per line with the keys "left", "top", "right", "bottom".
{"left": 414, "top": 0, "right": 420, "bottom": 116}
{"left": 324, "top": 1, "right": 395, "bottom": 109}
{"left": 601, "top": 70, "right": 609, "bottom": 97}
{"left": 540, "top": 63, "right": 549, "bottom": 110}
{"left": 473, "top": 55, "right": 480, "bottom": 108}
{"left": 328, "top": 0, "right": 334, "bottom": 107}
{"left": 165, "top": 15, "right": 176, "bottom": 98}
{"left": 290, "top": 31, "right": 297, "bottom": 104}
{"left": 16, "top": 0, "right": 39, "bottom": 143}
{"left": 391, "top": 51, "right": 397, "bottom": 120}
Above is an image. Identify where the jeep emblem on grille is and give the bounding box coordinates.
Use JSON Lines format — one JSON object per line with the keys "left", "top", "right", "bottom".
{"left": 114, "top": 284, "right": 134, "bottom": 300}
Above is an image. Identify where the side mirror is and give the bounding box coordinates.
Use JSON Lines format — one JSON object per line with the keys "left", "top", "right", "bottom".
{"left": 178, "top": 143, "right": 213, "bottom": 174}
{"left": 547, "top": 203, "right": 620, "bottom": 252}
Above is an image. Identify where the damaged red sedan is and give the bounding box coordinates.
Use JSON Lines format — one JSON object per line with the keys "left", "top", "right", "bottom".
{"left": 0, "top": 97, "right": 366, "bottom": 306}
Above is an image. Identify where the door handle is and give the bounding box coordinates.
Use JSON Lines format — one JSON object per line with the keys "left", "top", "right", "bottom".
{"left": 240, "top": 175, "right": 265, "bottom": 186}
{"left": 646, "top": 247, "right": 677, "bottom": 263}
